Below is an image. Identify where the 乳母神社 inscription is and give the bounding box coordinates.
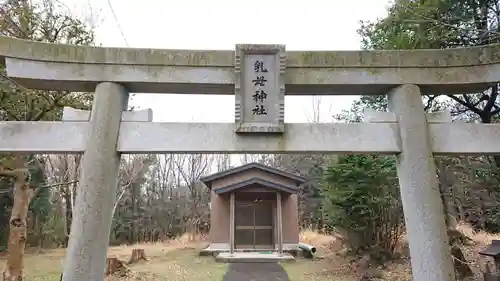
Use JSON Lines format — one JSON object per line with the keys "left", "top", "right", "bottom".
{"left": 234, "top": 44, "right": 285, "bottom": 134}
{"left": 252, "top": 60, "right": 268, "bottom": 116}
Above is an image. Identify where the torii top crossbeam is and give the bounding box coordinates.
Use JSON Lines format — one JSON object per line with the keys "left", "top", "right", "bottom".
{"left": 0, "top": 35, "right": 498, "bottom": 95}
{"left": 1, "top": 35, "right": 500, "bottom": 156}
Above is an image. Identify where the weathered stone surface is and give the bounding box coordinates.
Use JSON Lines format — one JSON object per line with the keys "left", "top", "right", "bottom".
{"left": 426, "top": 111, "right": 452, "bottom": 123}
{"left": 0, "top": 36, "right": 234, "bottom": 66}
{"left": 62, "top": 82, "right": 129, "bottom": 281}
{"left": 234, "top": 44, "right": 285, "bottom": 133}
{"left": 0, "top": 122, "right": 399, "bottom": 153}
{"left": 2, "top": 35, "right": 500, "bottom": 67}
{"left": 363, "top": 109, "right": 452, "bottom": 123}
{"left": 0, "top": 121, "right": 87, "bottom": 153}
{"left": 2, "top": 121, "right": 500, "bottom": 154}
{"left": 388, "top": 84, "right": 455, "bottom": 281}
{"left": 129, "top": 121, "right": 390, "bottom": 152}
{"left": 62, "top": 107, "right": 153, "bottom": 122}
{"left": 1, "top": 36, "right": 500, "bottom": 94}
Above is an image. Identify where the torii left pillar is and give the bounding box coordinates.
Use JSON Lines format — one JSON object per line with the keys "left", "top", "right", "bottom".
{"left": 62, "top": 82, "right": 129, "bottom": 281}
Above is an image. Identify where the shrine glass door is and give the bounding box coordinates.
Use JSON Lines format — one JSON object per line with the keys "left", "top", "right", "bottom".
{"left": 234, "top": 200, "right": 274, "bottom": 249}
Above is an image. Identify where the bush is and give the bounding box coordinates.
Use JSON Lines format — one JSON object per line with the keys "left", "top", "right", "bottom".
{"left": 321, "top": 155, "right": 405, "bottom": 263}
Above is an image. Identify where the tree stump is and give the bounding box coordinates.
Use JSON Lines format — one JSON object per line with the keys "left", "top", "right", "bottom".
{"left": 447, "top": 229, "right": 473, "bottom": 279}
{"left": 127, "top": 248, "right": 149, "bottom": 264}
{"left": 105, "top": 257, "right": 130, "bottom": 277}
{"left": 451, "top": 245, "right": 473, "bottom": 279}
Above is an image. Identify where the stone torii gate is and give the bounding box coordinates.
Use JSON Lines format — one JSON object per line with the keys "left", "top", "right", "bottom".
{"left": 2, "top": 36, "right": 500, "bottom": 281}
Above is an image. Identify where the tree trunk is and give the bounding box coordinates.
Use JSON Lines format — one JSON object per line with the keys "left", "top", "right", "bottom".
{"left": 64, "top": 155, "right": 80, "bottom": 247}
{"left": 2, "top": 170, "right": 34, "bottom": 281}
{"left": 451, "top": 245, "right": 474, "bottom": 279}
{"left": 478, "top": 114, "right": 500, "bottom": 171}
{"left": 436, "top": 159, "right": 454, "bottom": 228}
{"left": 63, "top": 192, "right": 72, "bottom": 247}
{"left": 131, "top": 182, "right": 139, "bottom": 244}
{"left": 448, "top": 230, "right": 474, "bottom": 279}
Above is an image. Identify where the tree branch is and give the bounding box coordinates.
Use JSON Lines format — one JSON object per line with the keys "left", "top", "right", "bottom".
{"left": 446, "top": 94, "right": 484, "bottom": 116}
{"left": 41, "top": 180, "right": 79, "bottom": 189}
{"left": 0, "top": 167, "right": 29, "bottom": 178}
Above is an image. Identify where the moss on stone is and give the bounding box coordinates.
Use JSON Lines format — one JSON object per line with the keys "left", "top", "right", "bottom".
{"left": 367, "top": 68, "right": 382, "bottom": 75}
{"left": 3, "top": 35, "right": 500, "bottom": 69}
{"left": 0, "top": 36, "right": 235, "bottom": 66}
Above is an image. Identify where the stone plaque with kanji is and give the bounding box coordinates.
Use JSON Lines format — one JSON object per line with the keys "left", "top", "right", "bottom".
{"left": 234, "top": 44, "right": 286, "bottom": 134}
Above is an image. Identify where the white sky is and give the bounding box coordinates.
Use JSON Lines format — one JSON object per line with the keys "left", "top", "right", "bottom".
{"left": 64, "top": 0, "right": 392, "bottom": 123}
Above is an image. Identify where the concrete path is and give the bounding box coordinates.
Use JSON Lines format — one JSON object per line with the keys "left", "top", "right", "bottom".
{"left": 221, "top": 263, "right": 290, "bottom": 281}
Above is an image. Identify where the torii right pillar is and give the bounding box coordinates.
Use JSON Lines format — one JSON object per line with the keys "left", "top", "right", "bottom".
{"left": 388, "top": 84, "right": 455, "bottom": 281}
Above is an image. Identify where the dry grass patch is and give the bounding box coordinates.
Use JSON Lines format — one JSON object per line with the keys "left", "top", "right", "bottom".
{"left": 299, "top": 228, "right": 337, "bottom": 247}
{"left": 284, "top": 229, "right": 354, "bottom": 281}
{"left": 283, "top": 241, "right": 357, "bottom": 281}
{"left": 3, "top": 230, "right": 345, "bottom": 281}
{"left": 456, "top": 222, "right": 500, "bottom": 245}
{"left": 293, "top": 225, "right": 500, "bottom": 281}
{"left": 5, "top": 225, "right": 496, "bottom": 281}
{"left": 379, "top": 222, "right": 499, "bottom": 281}
{"left": 1, "top": 240, "right": 227, "bottom": 281}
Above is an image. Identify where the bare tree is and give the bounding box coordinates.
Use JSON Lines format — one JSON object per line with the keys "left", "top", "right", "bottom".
{"left": 174, "top": 154, "right": 214, "bottom": 240}
{"left": 310, "top": 96, "right": 322, "bottom": 123}
{"left": 44, "top": 154, "right": 81, "bottom": 244}
{"left": 240, "top": 154, "right": 260, "bottom": 164}
{"left": 215, "top": 154, "right": 232, "bottom": 172}
{"left": 112, "top": 155, "right": 152, "bottom": 219}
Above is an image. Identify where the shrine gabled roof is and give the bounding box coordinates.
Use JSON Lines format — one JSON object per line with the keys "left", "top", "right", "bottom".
{"left": 213, "top": 177, "right": 299, "bottom": 195}
{"left": 199, "top": 162, "right": 307, "bottom": 189}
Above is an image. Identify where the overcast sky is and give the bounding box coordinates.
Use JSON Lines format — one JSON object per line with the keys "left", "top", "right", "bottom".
{"left": 64, "top": 0, "right": 392, "bottom": 123}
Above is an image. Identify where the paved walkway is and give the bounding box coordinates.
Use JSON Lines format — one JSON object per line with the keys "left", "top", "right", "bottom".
{"left": 221, "top": 263, "right": 290, "bottom": 281}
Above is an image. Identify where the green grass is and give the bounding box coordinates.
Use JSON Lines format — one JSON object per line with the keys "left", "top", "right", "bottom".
{"left": 1, "top": 245, "right": 341, "bottom": 281}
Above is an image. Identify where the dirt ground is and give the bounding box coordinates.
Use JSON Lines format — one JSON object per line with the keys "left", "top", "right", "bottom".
{"left": 2, "top": 238, "right": 339, "bottom": 281}
{"left": 0, "top": 224, "right": 496, "bottom": 281}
